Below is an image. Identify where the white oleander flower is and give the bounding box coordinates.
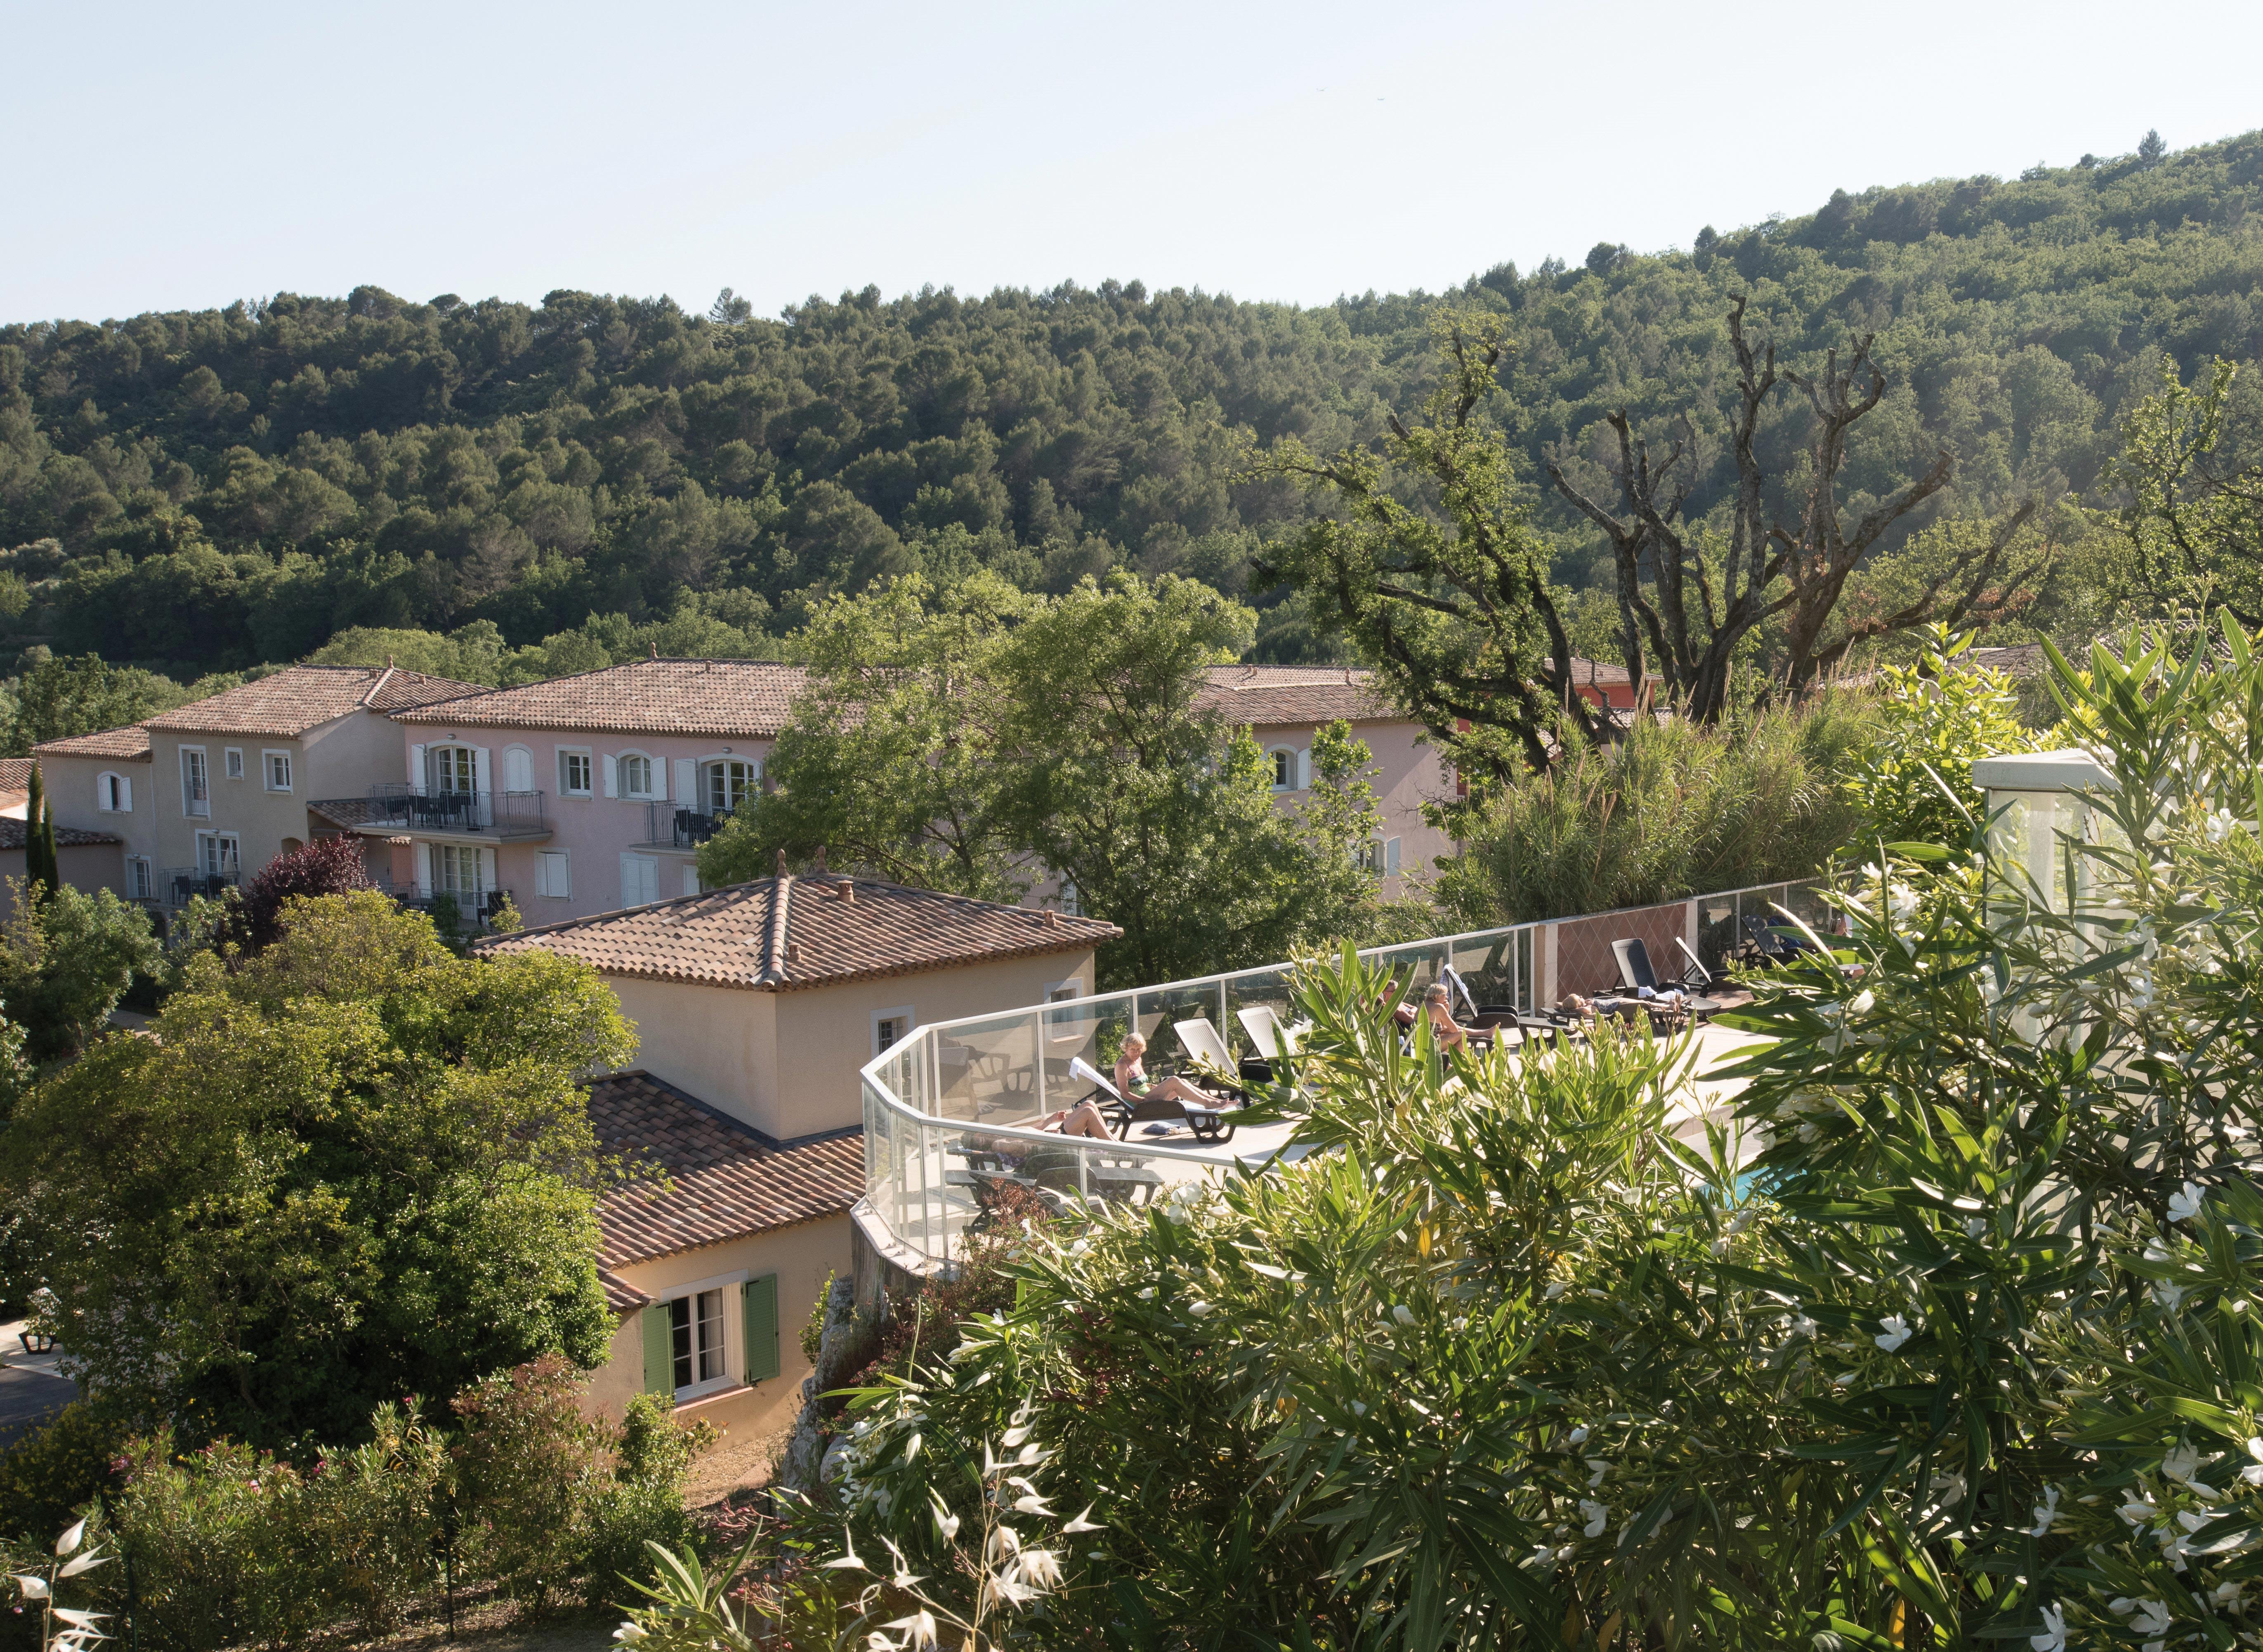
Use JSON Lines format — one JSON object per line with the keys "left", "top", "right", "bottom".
{"left": 1585, "top": 1458, "right": 1607, "bottom": 1487}
{"left": 1391, "top": 1305, "right": 1416, "bottom": 1326}
{"left": 1565, "top": 1424, "right": 1590, "bottom": 1446}
{"left": 2169, "top": 1182, "right": 2207, "bottom": 1224}
{"left": 885, "top": 1611, "right": 939, "bottom": 1650}
{"left": 2029, "top": 1484, "right": 2060, "bottom": 1535}
{"left": 1874, "top": 1315, "right": 1914, "bottom": 1353}
{"left": 2030, "top": 1603, "right": 2067, "bottom": 1652}
{"left": 1579, "top": 1499, "right": 1609, "bottom": 1537}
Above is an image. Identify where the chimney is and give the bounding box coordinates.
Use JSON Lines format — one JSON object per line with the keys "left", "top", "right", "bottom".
{"left": 649, "top": 643, "right": 658, "bottom": 660}
{"left": 1043, "top": 908, "right": 1059, "bottom": 928}
{"left": 813, "top": 845, "right": 827, "bottom": 873}
{"left": 774, "top": 849, "right": 787, "bottom": 878}
{"left": 838, "top": 882, "right": 854, "bottom": 904}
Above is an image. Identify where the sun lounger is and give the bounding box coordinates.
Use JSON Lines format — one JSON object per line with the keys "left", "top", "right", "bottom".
{"left": 1068, "top": 1055, "right": 1236, "bottom": 1144}
{"left": 1171, "top": 1018, "right": 1260, "bottom": 1095}
{"left": 1437, "top": 964, "right": 1585, "bottom": 1047}
{"left": 1236, "top": 1004, "right": 1310, "bottom": 1061}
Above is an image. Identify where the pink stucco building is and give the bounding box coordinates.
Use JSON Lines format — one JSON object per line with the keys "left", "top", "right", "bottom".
{"left": 1194, "top": 665, "right": 1459, "bottom": 897}
{"left": 309, "top": 658, "right": 809, "bottom": 925}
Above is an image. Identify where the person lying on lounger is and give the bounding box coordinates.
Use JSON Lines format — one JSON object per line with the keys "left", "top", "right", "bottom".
{"left": 1115, "top": 1032, "right": 1228, "bottom": 1111}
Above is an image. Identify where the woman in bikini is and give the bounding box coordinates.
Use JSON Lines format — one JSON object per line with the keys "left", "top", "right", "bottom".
{"left": 1114, "top": 1032, "right": 1222, "bottom": 1112}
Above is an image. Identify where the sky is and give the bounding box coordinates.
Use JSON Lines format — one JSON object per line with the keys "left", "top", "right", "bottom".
{"left": 8, "top": 0, "right": 2263, "bottom": 326}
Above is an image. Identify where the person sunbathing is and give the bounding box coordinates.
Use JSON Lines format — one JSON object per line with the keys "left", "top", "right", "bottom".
{"left": 1422, "top": 982, "right": 1483, "bottom": 1052}
{"left": 1035, "top": 1099, "right": 1113, "bottom": 1139}
{"left": 1115, "top": 1032, "right": 1226, "bottom": 1111}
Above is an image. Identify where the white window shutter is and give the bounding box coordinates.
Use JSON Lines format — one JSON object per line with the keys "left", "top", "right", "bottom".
{"left": 471, "top": 746, "right": 489, "bottom": 795}
{"left": 1387, "top": 837, "right": 1402, "bottom": 876}
{"left": 505, "top": 747, "right": 532, "bottom": 793}
{"left": 682, "top": 864, "right": 700, "bottom": 897}
{"left": 409, "top": 744, "right": 427, "bottom": 795}
{"left": 415, "top": 842, "right": 432, "bottom": 894}
{"left": 480, "top": 847, "right": 495, "bottom": 890}
{"left": 673, "top": 759, "right": 696, "bottom": 807}
{"left": 602, "top": 755, "right": 619, "bottom": 798}
{"left": 95, "top": 775, "right": 109, "bottom": 812}
{"left": 119, "top": 775, "right": 132, "bottom": 812}
{"left": 1298, "top": 748, "right": 1312, "bottom": 790}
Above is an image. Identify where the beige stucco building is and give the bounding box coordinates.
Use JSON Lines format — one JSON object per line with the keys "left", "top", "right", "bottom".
{"left": 485, "top": 873, "right": 1117, "bottom": 1447}
{"left": 33, "top": 666, "right": 482, "bottom": 914}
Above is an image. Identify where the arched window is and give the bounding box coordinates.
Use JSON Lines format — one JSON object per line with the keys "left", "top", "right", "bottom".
{"left": 619, "top": 753, "right": 654, "bottom": 799}
{"left": 502, "top": 746, "right": 534, "bottom": 794}
{"left": 96, "top": 771, "right": 132, "bottom": 812}
{"left": 430, "top": 745, "right": 475, "bottom": 795}
{"left": 1269, "top": 749, "right": 1296, "bottom": 792}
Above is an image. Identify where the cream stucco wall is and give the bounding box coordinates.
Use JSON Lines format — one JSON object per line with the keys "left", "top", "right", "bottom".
{"left": 0, "top": 842, "right": 130, "bottom": 921}
{"left": 599, "top": 946, "right": 1097, "bottom": 1142}
{"left": 39, "top": 755, "right": 160, "bottom": 878}
{"left": 585, "top": 1214, "right": 853, "bottom": 1447}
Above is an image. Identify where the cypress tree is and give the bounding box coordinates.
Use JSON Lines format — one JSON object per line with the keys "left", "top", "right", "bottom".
{"left": 22, "top": 765, "right": 55, "bottom": 902}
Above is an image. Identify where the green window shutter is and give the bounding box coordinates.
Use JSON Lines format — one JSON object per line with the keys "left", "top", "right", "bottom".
{"left": 743, "top": 1275, "right": 779, "bottom": 1384}
{"left": 641, "top": 1302, "right": 674, "bottom": 1396}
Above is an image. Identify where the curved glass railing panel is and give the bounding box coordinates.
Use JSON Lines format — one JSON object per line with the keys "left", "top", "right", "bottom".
{"left": 858, "top": 880, "right": 1818, "bottom": 1269}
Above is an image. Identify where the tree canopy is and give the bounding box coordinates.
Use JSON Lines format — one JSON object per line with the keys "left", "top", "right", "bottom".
{"left": 5, "top": 893, "right": 633, "bottom": 1444}
{"left": 2, "top": 132, "right": 2260, "bottom": 681}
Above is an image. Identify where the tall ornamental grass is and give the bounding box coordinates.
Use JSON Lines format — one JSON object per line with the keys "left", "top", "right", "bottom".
{"left": 1434, "top": 694, "right": 1874, "bottom": 925}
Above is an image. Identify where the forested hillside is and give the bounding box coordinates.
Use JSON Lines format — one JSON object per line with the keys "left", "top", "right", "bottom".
{"left": 3, "top": 129, "right": 2261, "bottom": 680}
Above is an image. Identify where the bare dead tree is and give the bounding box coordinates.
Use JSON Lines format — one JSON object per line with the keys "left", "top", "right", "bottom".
{"left": 1772, "top": 336, "right": 1954, "bottom": 689}
{"left": 1545, "top": 295, "right": 1788, "bottom": 722}
{"left": 1549, "top": 295, "right": 2049, "bottom": 717}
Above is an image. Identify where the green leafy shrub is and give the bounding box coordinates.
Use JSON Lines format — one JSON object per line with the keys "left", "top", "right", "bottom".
{"left": 1844, "top": 623, "right": 2038, "bottom": 846}
{"left": 449, "top": 1352, "right": 603, "bottom": 1612}
{"left": 800, "top": 1273, "right": 833, "bottom": 1365}
{"left": 0, "top": 1401, "right": 129, "bottom": 1541}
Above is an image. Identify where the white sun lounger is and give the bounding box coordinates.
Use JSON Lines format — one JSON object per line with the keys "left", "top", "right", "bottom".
{"left": 1236, "top": 1004, "right": 1309, "bottom": 1061}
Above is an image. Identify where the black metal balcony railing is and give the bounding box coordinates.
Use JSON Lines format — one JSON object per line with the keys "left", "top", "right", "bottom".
{"left": 639, "top": 802, "right": 727, "bottom": 850}
{"left": 368, "top": 876, "right": 519, "bottom": 934}
{"left": 162, "top": 867, "right": 240, "bottom": 909}
{"left": 311, "top": 787, "right": 550, "bottom": 840}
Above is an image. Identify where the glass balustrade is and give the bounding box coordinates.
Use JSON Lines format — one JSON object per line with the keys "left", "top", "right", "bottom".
{"left": 859, "top": 878, "right": 1821, "bottom": 1268}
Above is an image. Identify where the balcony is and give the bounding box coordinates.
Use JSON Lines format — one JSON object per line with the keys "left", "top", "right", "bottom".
{"left": 161, "top": 867, "right": 239, "bottom": 909}
{"left": 370, "top": 876, "right": 519, "bottom": 935}
{"left": 858, "top": 878, "right": 1830, "bottom": 1273}
{"left": 635, "top": 802, "right": 727, "bottom": 850}
{"left": 310, "top": 787, "right": 550, "bottom": 841}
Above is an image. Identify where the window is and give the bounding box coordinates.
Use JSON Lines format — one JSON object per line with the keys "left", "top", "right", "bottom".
{"left": 619, "top": 753, "right": 654, "bottom": 798}
{"left": 670, "top": 1289, "right": 728, "bottom": 1390}
{"left": 432, "top": 746, "right": 476, "bottom": 796}
{"left": 1057, "top": 880, "right": 1081, "bottom": 918}
{"left": 96, "top": 772, "right": 132, "bottom": 813}
{"left": 681, "top": 863, "right": 701, "bottom": 898}
{"left": 434, "top": 843, "right": 485, "bottom": 895}
{"left": 197, "top": 831, "right": 239, "bottom": 879}
{"left": 502, "top": 746, "right": 535, "bottom": 794}
{"left": 873, "top": 1005, "right": 915, "bottom": 1056}
{"left": 264, "top": 750, "right": 293, "bottom": 793}
{"left": 126, "top": 857, "right": 153, "bottom": 901}
{"left": 1045, "top": 978, "right": 1083, "bottom": 1004}
{"left": 558, "top": 749, "right": 593, "bottom": 797}
{"left": 703, "top": 759, "right": 757, "bottom": 815}
{"left": 224, "top": 748, "right": 244, "bottom": 781}
{"left": 181, "top": 748, "right": 210, "bottom": 818}
{"left": 1270, "top": 748, "right": 1298, "bottom": 792}
{"left": 536, "top": 852, "right": 571, "bottom": 899}
{"left": 620, "top": 852, "right": 659, "bottom": 907}
{"left": 1357, "top": 836, "right": 1403, "bottom": 877}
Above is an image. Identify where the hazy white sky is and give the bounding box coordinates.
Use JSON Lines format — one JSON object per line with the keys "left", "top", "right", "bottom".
{"left": 8, "top": 0, "right": 2262, "bottom": 325}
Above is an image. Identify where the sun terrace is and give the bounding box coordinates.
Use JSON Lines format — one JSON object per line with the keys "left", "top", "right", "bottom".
{"left": 854, "top": 878, "right": 1832, "bottom": 1277}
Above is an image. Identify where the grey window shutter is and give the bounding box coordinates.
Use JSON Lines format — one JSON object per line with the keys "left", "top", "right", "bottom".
{"left": 743, "top": 1275, "right": 779, "bottom": 1383}
{"left": 641, "top": 1302, "right": 674, "bottom": 1395}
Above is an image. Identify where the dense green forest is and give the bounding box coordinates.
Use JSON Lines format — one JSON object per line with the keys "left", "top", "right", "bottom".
{"left": 3, "top": 128, "right": 2261, "bottom": 682}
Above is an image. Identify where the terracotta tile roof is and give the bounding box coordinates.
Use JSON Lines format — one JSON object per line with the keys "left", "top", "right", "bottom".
{"left": 0, "top": 760, "right": 32, "bottom": 798}
{"left": 31, "top": 726, "right": 152, "bottom": 761}
{"left": 0, "top": 818, "right": 121, "bottom": 849}
{"left": 1567, "top": 656, "right": 1634, "bottom": 685}
{"left": 482, "top": 874, "right": 1117, "bottom": 993}
{"left": 588, "top": 1070, "right": 865, "bottom": 1266}
{"left": 1196, "top": 665, "right": 1395, "bottom": 726}
{"left": 142, "top": 666, "right": 486, "bottom": 739}
{"left": 392, "top": 658, "right": 809, "bottom": 738}
{"left": 597, "top": 1266, "right": 652, "bottom": 1313}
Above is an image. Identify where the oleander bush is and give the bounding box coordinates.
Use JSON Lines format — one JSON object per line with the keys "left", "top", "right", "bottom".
{"left": 626, "top": 620, "right": 2263, "bottom": 1651}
